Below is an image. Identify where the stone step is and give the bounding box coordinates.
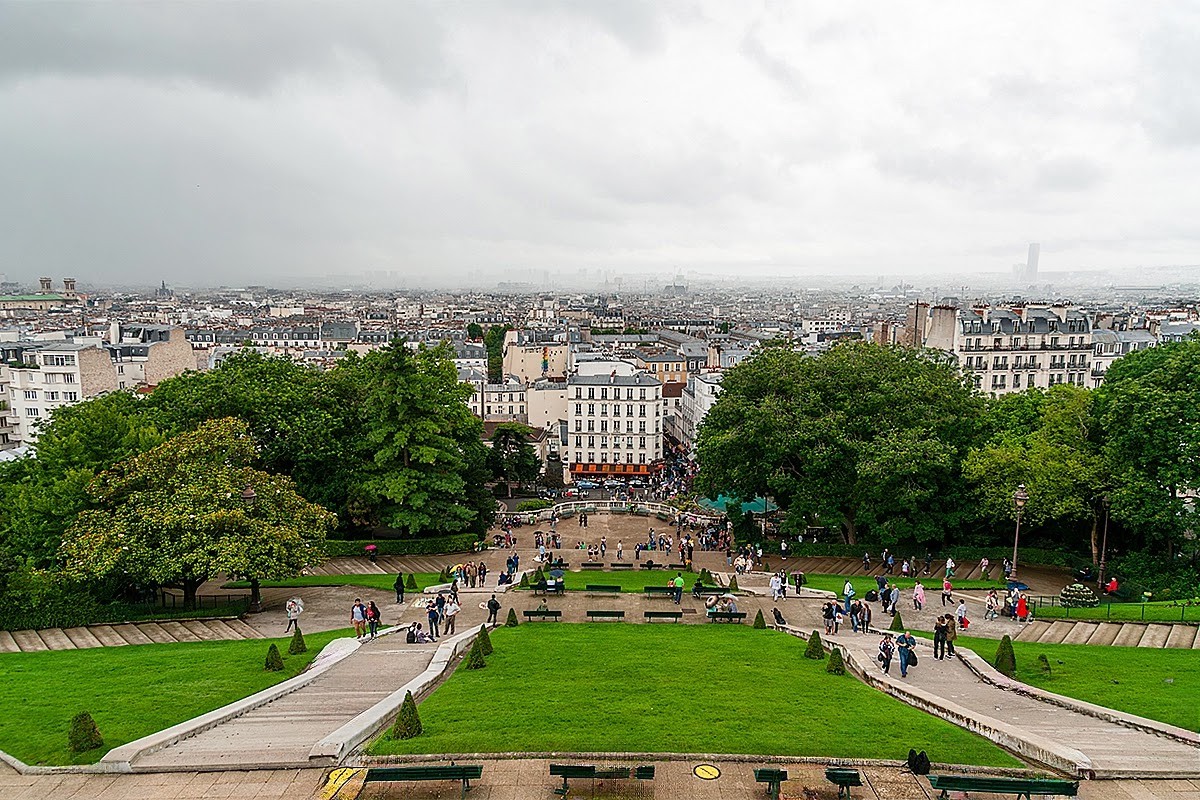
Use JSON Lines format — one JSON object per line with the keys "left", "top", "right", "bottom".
{"left": 136, "top": 622, "right": 178, "bottom": 644}
{"left": 10, "top": 630, "right": 49, "bottom": 652}
{"left": 1085, "top": 622, "right": 1122, "bottom": 647}
{"left": 36, "top": 627, "right": 77, "bottom": 650}
{"left": 223, "top": 618, "right": 265, "bottom": 639}
{"left": 1060, "top": 622, "right": 1098, "bottom": 645}
{"left": 0, "top": 630, "right": 21, "bottom": 653}
{"left": 202, "top": 620, "right": 246, "bottom": 639}
{"left": 1164, "top": 625, "right": 1198, "bottom": 649}
{"left": 1039, "top": 620, "right": 1075, "bottom": 645}
{"left": 1137, "top": 623, "right": 1173, "bottom": 648}
{"left": 62, "top": 627, "right": 105, "bottom": 649}
{"left": 114, "top": 624, "right": 155, "bottom": 646}
{"left": 1015, "top": 620, "right": 1051, "bottom": 642}
{"left": 180, "top": 620, "right": 221, "bottom": 641}
{"left": 1112, "top": 623, "right": 1147, "bottom": 648}
{"left": 1192, "top": 628, "right": 1200, "bottom": 649}
{"left": 89, "top": 625, "right": 129, "bottom": 647}
{"left": 158, "top": 621, "right": 202, "bottom": 643}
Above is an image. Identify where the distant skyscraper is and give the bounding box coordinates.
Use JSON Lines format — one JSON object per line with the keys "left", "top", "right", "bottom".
{"left": 1026, "top": 243, "right": 1040, "bottom": 280}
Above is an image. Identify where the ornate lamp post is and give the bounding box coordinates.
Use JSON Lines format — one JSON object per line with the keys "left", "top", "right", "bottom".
{"left": 241, "top": 486, "right": 261, "bottom": 613}
{"left": 1098, "top": 496, "right": 1111, "bottom": 588}
{"left": 1010, "top": 484, "right": 1029, "bottom": 581}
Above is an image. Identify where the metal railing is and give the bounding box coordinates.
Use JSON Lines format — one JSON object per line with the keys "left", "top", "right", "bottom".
{"left": 504, "top": 501, "right": 721, "bottom": 525}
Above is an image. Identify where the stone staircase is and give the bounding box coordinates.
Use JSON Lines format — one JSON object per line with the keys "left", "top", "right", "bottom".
{"left": 0, "top": 618, "right": 266, "bottom": 653}
{"left": 305, "top": 555, "right": 465, "bottom": 576}
{"left": 1015, "top": 619, "right": 1200, "bottom": 649}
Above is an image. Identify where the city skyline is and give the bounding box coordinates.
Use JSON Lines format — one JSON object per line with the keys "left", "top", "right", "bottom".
{"left": 2, "top": 3, "right": 1199, "bottom": 286}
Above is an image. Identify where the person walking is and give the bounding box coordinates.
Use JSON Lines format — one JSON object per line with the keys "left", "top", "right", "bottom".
{"left": 896, "top": 630, "right": 916, "bottom": 678}
{"left": 945, "top": 556, "right": 956, "bottom": 579}
{"left": 933, "top": 616, "right": 948, "bottom": 660}
{"left": 941, "top": 578, "right": 953, "bottom": 607}
{"left": 394, "top": 573, "right": 406, "bottom": 604}
{"left": 912, "top": 581, "right": 925, "bottom": 611}
{"left": 985, "top": 589, "right": 999, "bottom": 620}
{"left": 486, "top": 594, "right": 501, "bottom": 625}
{"left": 878, "top": 633, "right": 895, "bottom": 675}
{"left": 444, "top": 596, "right": 460, "bottom": 635}
{"left": 859, "top": 600, "right": 872, "bottom": 634}
{"left": 979, "top": 556, "right": 990, "bottom": 580}
{"left": 923, "top": 551, "right": 933, "bottom": 576}
{"left": 351, "top": 599, "right": 368, "bottom": 639}
{"left": 862, "top": 552, "right": 871, "bottom": 571}
{"left": 955, "top": 599, "right": 968, "bottom": 628}
{"left": 366, "top": 601, "right": 381, "bottom": 639}
{"left": 285, "top": 598, "right": 303, "bottom": 633}
{"left": 822, "top": 602, "right": 836, "bottom": 635}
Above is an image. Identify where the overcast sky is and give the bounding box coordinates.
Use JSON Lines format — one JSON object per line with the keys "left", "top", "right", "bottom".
{"left": 1, "top": 2, "right": 1198, "bottom": 288}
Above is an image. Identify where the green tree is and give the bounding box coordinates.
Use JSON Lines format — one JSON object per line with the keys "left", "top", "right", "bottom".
{"left": 60, "top": 418, "right": 335, "bottom": 609}
{"left": 483, "top": 325, "right": 511, "bottom": 384}
{"left": 389, "top": 691, "right": 423, "bottom": 739}
{"left": 466, "top": 322, "right": 484, "bottom": 340}
{"left": 994, "top": 635, "right": 1017, "bottom": 677}
{"left": 488, "top": 423, "right": 542, "bottom": 498}
{"left": 264, "top": 643, "right": 285, "bottom": 671}
{"left": 697, "top": 343, "right": 980, "bottom": 547}
{"left": 357, "top": 340, "right": 494, "bottom": 536}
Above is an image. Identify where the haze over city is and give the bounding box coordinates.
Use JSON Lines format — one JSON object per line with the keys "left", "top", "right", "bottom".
{"left": 2, "top": 2, "right": 1200, "bottom": 289}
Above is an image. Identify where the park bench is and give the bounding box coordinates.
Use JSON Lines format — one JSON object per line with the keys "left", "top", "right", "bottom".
{"left": 365, "top": 765, "right": 484, "bottom": 800}
{"left": 825, "top": 767, "right": 862, "bottom": 799}
{"left": 708, "top": 611, "right": 748, "bottom": 624}
{"left": 668, "top": 563, "right": 687, "bottom": 569}
{"left": 695, "top": 587, "right": 725, "bottom": 596}
{"left": 644, "top": 610, "right": 682, "bottom": 623}
{"left": 533, "top": 582, "right": 565, "bottom": 596}
{"left": 644, "top": 586, "right": 676, "bottom": 599}
{"left": 549, "top": 764, "right": 653, "bottom": 797}
{"left": 523, "top": 609, "right": 562, "bottom": 622}
{"left": 610, "top": 562, "right": 634, "bottom": 570}
{"left": 927, "top": 774, "right": 1079, "bottom": 800}
{"left": 581, "top": 562, "right": 606, "bottom": 569}
{"left": 754, "top": 767, "right": 789, "bottom": 800}
{"left": 586, "top": 610, "right": 625, "bottom": 622}
{"left": 640, "top": 561, "right": 663, "bottom": 570}
{"left": 585, "top": 585, "right": 622, "bottom": 595}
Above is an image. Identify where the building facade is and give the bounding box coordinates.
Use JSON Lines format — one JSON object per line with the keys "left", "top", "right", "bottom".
{"left": 564, "top": 372, "right": 662, "bottom": 479}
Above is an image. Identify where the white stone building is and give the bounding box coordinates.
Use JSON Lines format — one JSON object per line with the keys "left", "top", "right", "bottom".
{"left": 565, "top": 372, "right": 662, "bottom": 481}
{"left": 678, "top": 371, "right": 723, "bottom": 454}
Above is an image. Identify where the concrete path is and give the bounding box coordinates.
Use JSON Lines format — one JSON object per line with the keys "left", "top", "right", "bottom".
{"left": 818, "top": 625, "right": 1200, "bottom": 779}
{"left": 0, "top": 617, "right": 271, "bottom": 653}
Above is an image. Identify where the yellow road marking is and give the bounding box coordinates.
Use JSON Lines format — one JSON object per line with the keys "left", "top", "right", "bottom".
{"left": 694, "top": 764, "right": 721, "bottom": 780}
{"left": 318, "top": 767, "right": 365, "bottom": 800}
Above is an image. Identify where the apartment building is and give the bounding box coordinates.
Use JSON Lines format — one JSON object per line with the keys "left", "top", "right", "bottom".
{"left": 564, "top": 372, "right": 662, "bottom": 479}
{"left": 501, "top": 330, "right": 569, "bottom": 383}
{"left": 481, "top": 377, "right": 527, "bottom": 423}
{"left": 633, "top": 348, "right": 687, "bottom": 383}
{"left": 678, "top": 371, "right": 723, "bottom": 454}
{"left": 1090, "top": 329, "right": 1155, "bottom": 387}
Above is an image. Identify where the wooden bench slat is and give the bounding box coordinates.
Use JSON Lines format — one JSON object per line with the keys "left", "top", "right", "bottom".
{"left": 928, "top": 775, "right": 1079, "bottom": 798}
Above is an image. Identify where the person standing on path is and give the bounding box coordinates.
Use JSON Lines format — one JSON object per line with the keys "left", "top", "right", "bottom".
{"left": 878, "top": 633, "right": 895, "bottom": 675}
{"left": 394, "top": 573, "right": 405, "bottom": 604}
{"left": 426, "top": 599, "right": 441, "bottom": 640}
{"left": 945, "top": 615, "right": 958, "bottom": 656}
{"left": 933, "top": 616, "right": 948, "bottom": 660}
{"left": 366, "top": 601, "right": 381, "bottom": 639}
{"left": 487, "top": 594, "right": 501, "bottom": 625}
{"left": 285, "top": 598, "right": 303, "bottom": 633}
{"left": 955, "top": 599, "right": 968, "bottom": 627}
{"left": 351, "top": 599, "right": 368, "bottom": 639}
{"left": 672, "top": 573, "right": 684, "bottom": 604}
{"left": 896, "top": 630, "right": 916, "bottom": 678}
{"left": 617, "top": 541, "right": 623, "bottom": 560}
{"left": 600, "top": 536, "right": 607, "bottom": 558}
{"left": 924, "top": 551, "right": 933, "bottom": 576}
{"left": 443, "top": 596, "right": 460, "bottom": 635}
{"left": 985, "top": 589, "right": 999, "bottom": 620}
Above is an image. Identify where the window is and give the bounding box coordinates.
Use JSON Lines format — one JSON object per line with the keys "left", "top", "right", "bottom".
{"left": 627, "top": 436, "right": 634, "bottom": 448}
{"left": 588, "top": 452, "right": 595, "bottom": 463}
{"left": 639, "top": 389, "right": 646, "bottom": 400}
{"left": 23, "top": 390, "right": 36, "bottom": 400}
{"left": 600, "top": 404, "right": 607, "bottom": 415}
{"left": 600, "top": 421, "right": 607, "bottom": 432}
{"left": 626, "top": 421, "right": 633, "bottom": 432}
{"left": 25, "top": 408, "right": 39, "bottom": 417}
{"left": 601, "top": 388, "right": 607, "bottom": 400}
{"left": 575, "top": 436, "right": 582, "bottom": 447}
{"left": 45, "top": 354, "right": 75, "bottom": 366}
{"left": 627, "top": 389, "right": 634, "bottom": 400}
{"left": 639, "top": 421, "right": 646, "bottom": 433}
{"left": 587, "top": 404, "right": 595, "bottom": 416}
{"left": 588, "top": 388, "right": 595, "bottom": 399}
{"left": 587, "top": 420, "right": 594, "bottom": 432}
{"left": 639, "top": 405, "right": 647, "bottom": 417}
{"left": 118, "top": 366, "right": 125, "bottom": 375}
{"left": 626, "top": 452, "right": 633, "bottom": 463}
{"left": 587, "top": 436, "right": 595, "bottom": 447}
{"left": 43, "top": 373, "right": 56, "bottom": 384}
{"left": 46, "top": 392, "right": 59, "bottom": 401}
{"left": 639, "top": 436, "right": 646, "bottom": 448}
{"left": 64, "top": 374, "right": 76, "bottom": 384}
{"left": 64, "top": 392, "right": 78, "bottom": 402}
{"left": 639, "top": 453, "right": 646, "bottom": 464}
{"left": 575, "top": 420, "right": 581, "bottom": 432}
{"left": 601, "top": 452, "right": 608, "bottom": 463}
{"left": 575, "top": 388, "right": 582, "bottom": 399}
{"left": 486, "top": 405, "right": 492, "bottom": 414}
{"left": 575, "top": 403, "right": 581, "bottom": 415}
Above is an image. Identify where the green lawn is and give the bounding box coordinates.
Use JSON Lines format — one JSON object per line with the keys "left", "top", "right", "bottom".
{"left": 933, "top": 634, "right": 1200, "bottom": 733}
{"left": 801, "top": 574, "right": 1006, "bottom": 598}
{"left": 370, "top": 625, "right": 1022, "bottom": 766}
{"left": 514, "top": 568, "right": 711, "bottom": 593}
{"left": 222, "top": 573, "right": 441, "bottom": 593}
{"left": 0, "top": 628, "right": 351, "bottom": 765}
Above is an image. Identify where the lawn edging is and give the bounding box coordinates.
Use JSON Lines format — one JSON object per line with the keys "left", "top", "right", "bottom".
{"left": 776, "top": 625, "right": 1093, "bottom": 778}
{"left": 309, "top": 623, "right": 493, "bottom": 764}
{"left": 953, "top": 642, "right": 1200, "bottom": 746}
{"left": 96, "top": 632, "right": 375, "bottom": 774}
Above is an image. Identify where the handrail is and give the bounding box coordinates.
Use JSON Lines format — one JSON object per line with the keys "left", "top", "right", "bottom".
{"left": 505, "top": 500, "right": 721, "bottom": 524}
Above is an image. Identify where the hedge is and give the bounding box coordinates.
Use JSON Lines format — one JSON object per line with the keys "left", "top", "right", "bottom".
{"left": 322, "top": 533, "right": 481, "bottom": 558}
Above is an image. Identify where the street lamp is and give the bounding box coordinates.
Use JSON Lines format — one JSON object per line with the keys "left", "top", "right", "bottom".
{"left": 1010, "top": 484, "right": 1029, "bottom": 581}
{"left": 1098, "top": 496, "right": 1111, "bottom": 588}
{"left": 241, "top": 486, "right": 261, "bottom": 613}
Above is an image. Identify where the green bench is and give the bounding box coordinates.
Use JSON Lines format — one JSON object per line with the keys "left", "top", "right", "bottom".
{"left": 523, "top": 609, "right": 562, "bottom": 621}
{"left": 610, "top": 562, "right": 634, "bottom": 570}
{"left": 644, "top": 586, "right": 675, "bottom": 598}
{"left": 585, "top": 585, "right": 622, "bottom": 594}
{"left": 695, "top": 587, "right": 725, "bottom": 596}
{"left": 928, "top": 775, "right": 1079, "bottom": 800}
{"left": 825, "top": 767, "right": 862, "bottom": 799}
{"left": 533, "top": 582, "right": 564, "bottom": 596}
{"left": 581, "top": 562, "right": 606, "bottom": 569}
{"left": 644, "top": 610, "right": 682, "bottom": 623}
{"left": 549, "top": 764, "right": 653, "bottom": 796}
{"left": 365, "top": 765, "right": 484, "bottom": 800}
{"left": 667, "top": 563, "right": 687, "bottom": 570}
{"left": 708, "top": 611, "right": 748, "bottom": 624}
{"left": 640, "top": 561, "right": 664, "bottom": 570}
{"left": 586, "top": 610, "right": 625, "bottom": 621}
{"left": 754, "top": 767, "right": 788, "bottom": 800}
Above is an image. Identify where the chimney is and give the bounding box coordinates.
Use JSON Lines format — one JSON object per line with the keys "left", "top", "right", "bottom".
{"left": 63, "top": 277, "right": 76, "bottom": 292}
{"left": 39, "top": 277, "right": 52, "bottom": 293}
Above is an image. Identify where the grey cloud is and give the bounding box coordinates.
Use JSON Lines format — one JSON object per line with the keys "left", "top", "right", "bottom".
{"left": 1035, "top": 156, "right": 1106, "bottom": 192}
{"left": 1138, "top": 9, "right": 1200, "bottom": 148}
{"left": 740, "top": 29, "right": 808, "bottom": 100}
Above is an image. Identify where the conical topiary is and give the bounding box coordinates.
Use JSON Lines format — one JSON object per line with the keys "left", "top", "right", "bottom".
{"left": 825, "top": 647, "right": 847, "bottom": 675}
{"left": 728, "top": 576, "right": 739, "bottom": 592}
{"left": 405, "top": 574, "right": 418, "bottom": 591}
{"left": 889, "top": 611, "right": 905, "bottom": 632}
{"left": 288, "top": 627, "right": 307, "bottom": 655}
{"left": 505, "top": 607, "right": 519, "bottom": 627}
{"left": 995, "top": 635, "right": 1017, "bottom": 677}
{"left": 438, "top": 566, "right": 451, "bottom": 582}
{"left": 388, "top": 691, "right": 422, "bottom": 739}
{"left": 264, "top": 643, "right": 284, "bottom": 671}
{"left": 533, "top": 566, "right": 545, "bottom": 584}
{"left": 477, "top": 624, "right": 494, "bottom": 656}
{"left": 752, "top": 609, "right": 767, "bottom": 629}
{"left": 1037, "top": 653, "right": 1052, "bottom": 675}
{"left": 465, "top": 636, "right": 487, "bottom": 669}
{"left": 68, "top": 711, "right": 104, "bottom": 753}
{"left": 700, "top": 568, "right": 714, "bottom": 584}
{"left": 518, "top": 571, "right": 530, "bottom": 588}
{"left": 804, "top": 631, "right": 826, "bottom": 659}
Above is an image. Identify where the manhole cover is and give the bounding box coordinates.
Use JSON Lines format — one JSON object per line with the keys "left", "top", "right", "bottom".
{"left": 694, "top": 764, "right": 721, "bottom": 780}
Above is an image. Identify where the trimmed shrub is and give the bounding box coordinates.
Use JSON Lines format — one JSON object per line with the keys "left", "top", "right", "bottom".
{"left": 995, "top": 635, "right": 1017, "bottom": 677}
{"left": 505, "top": 608, "right": 519, "bottom": 627}
{"left": 889, "top": 612, "right": 905, "bottom": 632}
{"left": 405, "top": 574, "right": 418, "bottom": 591}
{"left": 752, "top": 609, "right": 767, "bottom": 629}
{"left": 1037, "top": 653, "right": 1052, "bottom": 675}
{"left": 465, "top": 636, "right": 487, "bottom": 669}
{"left": 825, "top": 647, "right": 847, "bottom": 675}
{"left": 388, "top": 691, "right": 422, "bottom": 739}
{"left": 727, "top": 576, "right": 739, "bottom": 592}
{"left": 515, "top": 499, "right": 553, "bottom": 512}
{"left": 68, "top": 711, "right": 104, "bottom": 753}
{"left": 699, "top": 568, "right": 714, "bottom": 584}
{"left": 438, "top": 566, "right": 451, "bottom": 583}
{"left": 804, "top": 631, "right": 826, "bottom": 659}
{"left": 477, "top": 624, "right": 494, "bottom": 656}
{"left": 518, "top": 572, "right": 530, "bottom": 588}
{"left": 287, "top": 628, "right": 307, "bottom": 655}
{"left": 264, "top": 643, "right": 285, "bottom": 672}
{"left": 1059, "top": 583, "right": 1100, "bottom": 608}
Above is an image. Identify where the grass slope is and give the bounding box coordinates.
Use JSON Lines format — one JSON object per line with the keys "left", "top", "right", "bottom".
{"left": 223, "top": 573, "right": 441, "bottom": 593}
{"left": 370, "top": 624, "right": 1021, "bottom": 766}
{"left": 951, "top": 634, "right": 1200, "bottom": 733}
{"left": 0, "top": 628, "right": 351, "bottom": 765}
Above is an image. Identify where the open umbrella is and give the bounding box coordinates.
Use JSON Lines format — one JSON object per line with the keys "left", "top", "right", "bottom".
{"left": 720, "top": 593, "right": 737, "bottom": 600}
{"left": 550, "top": 569, "right": 566, "bottom": 579}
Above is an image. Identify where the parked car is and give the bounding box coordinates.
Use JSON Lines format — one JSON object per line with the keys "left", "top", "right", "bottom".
{"left": 576, "top": 480, "right": 600, "bottom": 489}
{"left": 604, "top": 479, "right": 625, "bottom": 489}
{"left": 628, "top": 478, "right": 647, "bottom": 487}
{"left": 563, "top": 488, "right": 590, "bottom": 498}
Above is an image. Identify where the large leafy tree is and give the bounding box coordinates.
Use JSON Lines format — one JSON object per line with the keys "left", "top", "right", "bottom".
{"left": 358, "top": 340, "right": 494, "bottom": 535}
{"left": 964, "top": 385, "right": 1107, "bottom": 560}
{"left": 60, "top": 418, "right": 335, "bottom": 608}
{"left": 483, "top": 325, "right": 510, "bottom": 383}
{"left": 1094, "top": 337, "right": 1200, "bottom": 557}
{"left": 488, "top": 423, "right": 542, "bottom": 497}
{"left": 696, "top": 342, "right": 980, "bottom": 546}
